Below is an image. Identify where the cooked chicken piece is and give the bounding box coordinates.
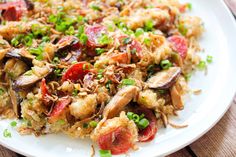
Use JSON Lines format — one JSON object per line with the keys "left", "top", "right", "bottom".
{"left": 4, "top": 58, "right": 28, "bottom": 79}
{"left": 124, "top": 8, "right": 170, "bottom": 30}
{"left": 137, "top": 89, "right": 159, "bottom": 109}
{"left": 91, "top": 111, "right": 138, "bottom": 143}
{"left": 0, "top": 21, "right": 40, "bottom": 40}
{"left": 103, "top": 86, "right": 139, "bottom": 119}
{"left": 179, "top": 16, "right": 204, "bottom": 38}
{"left": 69, "top": 94, "right": 97, "bottom": 119}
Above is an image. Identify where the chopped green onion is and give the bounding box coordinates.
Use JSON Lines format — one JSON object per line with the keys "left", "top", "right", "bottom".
{"left": 197, "top": 60, "right": 207, "bottom": 70}
{"left": 184, "top": 73, "right": 192, "bottom": 81}
{"left": 99, "top": 150, "right": 112, "bottom": 157}
{"left": 89, "top": 121, "right": 98, "bottom": 127}
{"left": 48, "top": 15, "right": 57, "bottom": 23}
{"left": 56, "top": 22, "right": 68, "bottom": 32}
{"left": 206, "top": 55, "right": 213, "bottom": 63}
{"left": 29, "top": 47, "right": 42, "bottom": 55}
{"left": 137, "top": 118, "right": 149, "bottom": 129}
{"left": 121, "top": 79, "right": 135, "bottom": 86}
{"left": 77, "top": 25, "right": 85, "bottom": 37}
{"left": 105, "top": 80, "right": 112, "bottom": 91}
{"left": 158, "top": 89, "right": 167, "bottom": 94}
{"left": 144, "top": 38, "right": 151, "bottom": 46}
{"left": 31, "top": 24, "right": 49, "bottom": 37}
{"left": 54, "top": 68, "right": 63, "bottom": 77}
{"left": 90, "top": 5, "right": 102, "bottom": 11}
{"left": 10, "top": 121, "right": 17, "bottom": 127}
{"left": 186, "top": 3, "right": 192, "bottom": 10}
{"left": 140, "top": 113, "right": 145, "bottom": 119}
{"left": 56, "top": 119, "right": 65, "bottom": 125}
{"left": 132, "top": 114, "right": 140, "bottom": 123}
{"left": 77, "top": 15, "right": 85, "bottom": 23}
{"left": 122, "top": 37, "right": 132, "bottom": 44}
{"left": 3, "top": 129, "right": 11, "bottom": 138}
{"left": 127, "top": 112, "right": 134, "bottom": 120}
{"left": 11, "top": 37, "right": 20, "bottom": 47}
{"left": 72, "top": 89, "right": 78, "bottom": 96}
{"left": 98, "top": 34, "right": 111, "bottom": 45}
{"left": 0, "top": 88, "right": 5, "bottom": 95}
{"left": 135, "top": 28, "right": 144, "bottom": 37}
{"left": 160, "top": 60, "right": 172, "bottom": 70}
{"left": 144, "top": 20, "right": 154, "bottom": 31}
{"left": 178, "top": 24, "right": 188, "bottom": 36}
{"left": 95, "top": 48, "right": 105, "bottom": 55}
{"left": 22, "top": 34, "right": 33, "bottom": 47}
{"left": 42, "top": 36, "right": 50, "bottom": 42}
{"left": 83, "top": 123, "right": 89, "bottom": 128}
{"left": 52, "top": 57, "right": 60, "bottom": 64}
{"left": 79, "top": 33, "right": 88, "bottom": 45}
{"left": 29, "top": 46, "right": 44, "bottom": 60}
{"left": 65, "top": 26, "right": 75, "bottom": 35}
{"left": 97, "top": 69, "right": 104, "bottom": 79}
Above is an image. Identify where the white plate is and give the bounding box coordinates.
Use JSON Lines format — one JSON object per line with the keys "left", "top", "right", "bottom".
{"left": 1, "top": 0, "right": 236, "bottom": 156}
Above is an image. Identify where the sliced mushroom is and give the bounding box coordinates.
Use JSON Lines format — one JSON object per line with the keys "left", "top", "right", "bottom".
{"left": 170, "top": 84, "right": 184, "bottom": 110}
{"left": 6, "top": 49, "right": 34, "bottom": 67}
{"left": 103, "top": 86, "right": 139, "bottom": 119}
{"left": 9, "top": 80, "right": 22, "bottom": 118}
{"left": 13, "top": 66, "right": 52, "bottom": 90}
{"left": 56, "top": 36, "right": 79, "bottom": 53}
{"left": 147, "top": 67, "right": 181, "bottom": 89}
{"left": 24, "top": 0, "right": 34, "bottom": 11}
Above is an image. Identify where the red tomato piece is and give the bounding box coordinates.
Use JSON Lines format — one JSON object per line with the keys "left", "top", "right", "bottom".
{"left": 110, "top": 52, "right": 130, "bottom": 64}
{"left": 85, "top": 25, "right": 107, "bottom": 47}
{"left": 40, "top": 78, "right": 52, "bottom": 106}
{"left": 98, "top": 127, "right": 133, "bottom": 155}
{"left": 0, "top": 0, "right": 26, "bottom": 21}
{"left": 49, "top": 96, "right": 71, "bottom": 119}
{"left": 134, "top": 108, "right": 158, "bottom": 142}
{"left": 168, "top": 35, "right": 188, "bottom": 60}
{"left": 62, "top": 62, "right": 93, "bottom": 83}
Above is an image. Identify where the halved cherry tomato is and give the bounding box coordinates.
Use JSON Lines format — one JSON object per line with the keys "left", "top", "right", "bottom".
{"left": 62, "top": 62, "right": 94, "bottom": 83}
{"left": 85, "top": 25, "right": 107, "bottom": 47}
{"left": 168, "top": 35, "right": 188, "bottom": 60}
{"left": 48, "top": 96, "right": 71, "bottom": 123}
{"left": 40, "top": 78, "right": 52, "bottom": 106}
{"left": 134, "top": 108, "right": 158, "bottom": 142}
{"left": 0, "top": 0, "right": 26, "bottom": 21}
{"left": 98, "top": 127, "right": 132, "bottom": 155}
{"left": 110, "top": 52, "right": 130, "bottom": 64}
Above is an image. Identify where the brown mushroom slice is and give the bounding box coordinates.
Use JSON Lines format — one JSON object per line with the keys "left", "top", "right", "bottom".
{"left": 6, "top": 49, "right": 34, "bottom": 67}
{"left": 170, "top": 84, "right": 184, "bottom": 110}
{"left": 147, "top": 67, "right": 181, "bottom": 89}
{"left": 13, "top": 67, "right": 52, "bottom": 90}
{"left": 56, "top": 36, "right": 79, "bottom": 52}
{"left": 103, "top": 86, "right": 139, "bottom": 119}
{"left": 9, "top": 81, "right": 22, "bottom": 118}
{"left": 24, "top": 0, "right": 34, "bottom": 11}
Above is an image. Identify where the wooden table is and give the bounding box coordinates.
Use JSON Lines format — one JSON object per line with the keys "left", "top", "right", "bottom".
{"left": 0, "top": 95, "right": 235, "bottom": 157}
